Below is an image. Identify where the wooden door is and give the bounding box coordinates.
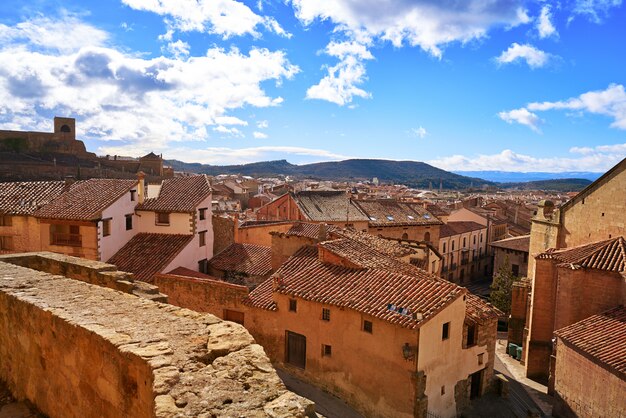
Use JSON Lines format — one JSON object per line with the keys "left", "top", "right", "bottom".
{"left": 286, "top": 331, "right": 306, "bottom": 369}
{"left": 223, "top": 309, "right": 244, "bottom": 325}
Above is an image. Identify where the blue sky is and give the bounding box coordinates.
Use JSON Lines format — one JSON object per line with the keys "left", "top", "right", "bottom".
{"left": 0, "top": 0, "right": 625, "bottom": 172}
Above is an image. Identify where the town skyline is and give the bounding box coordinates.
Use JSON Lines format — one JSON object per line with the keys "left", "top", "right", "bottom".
{"left": 0, "top": 0, "right": 625, "bottom": 172}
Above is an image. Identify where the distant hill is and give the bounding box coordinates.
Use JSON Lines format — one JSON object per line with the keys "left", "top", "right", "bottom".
{"left": 499, "top": 178, "right": 593, "bottom": 192}
{"left": 166, "top": 158, "right": 495, "bottom": 189}
{"left": 454, "top": 170, "right": 602, "bottom": 183}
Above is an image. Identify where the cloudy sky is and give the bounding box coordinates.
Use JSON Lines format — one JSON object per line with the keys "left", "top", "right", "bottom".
{"left": 0, "top": 0, "right": 625, "bottom": 172}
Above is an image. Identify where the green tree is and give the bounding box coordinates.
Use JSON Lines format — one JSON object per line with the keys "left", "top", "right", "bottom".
{"left": 489, "top": 256, "right": 519, "bottom": 316}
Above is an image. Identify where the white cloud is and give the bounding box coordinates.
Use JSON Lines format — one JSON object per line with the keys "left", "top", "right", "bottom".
{"left": 121, "top": 0, "right": 289, "bottom": 39}
{"left": 0, "top": 13, "right": 108, "bottom": 53}
{"left": 253, "top": 131, "right": 268, "bottom": 139}
{"left": 411, "top": 126, "right": 428, "bottom": 139}
{"left": 0, "top": 15, "right": 299, "bottom": 151}
{"left": 527, "top": 84, "right": 626, "bottom": 129}
{"left": 99, "top": 145, "right": 352, "bottom": 165}
{"left": 498, "top": 108, "right": 542, "bottom": 132}
{"left": 428, "top": 146, "right": 626, "bottom": 172}
{"left": 537, "top": 6, "right": 558, "bottom": 38}
{"left": 496, "top": 43, "right": 552, "bottom": 68}
{"left": 214, "top": 126, "right": 244, "bottom": 137}
{"left": 256, "top": 120, "right": 268, "bottom": 129}
{"left": 572, "top": 0, "right": 623, "bottom": 23}
{"left": 164, "top": 40, "right": 189, "bottom": 58}
{"left": 293, "top": 0, "right": 529, "bottom": 105}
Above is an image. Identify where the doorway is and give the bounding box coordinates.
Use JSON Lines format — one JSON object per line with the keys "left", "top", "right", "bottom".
{"left": 286, "top": 331, "right": 306, "bottom": 369}
{"left": 470, "top": 369, "right": 483, "bottom": 399}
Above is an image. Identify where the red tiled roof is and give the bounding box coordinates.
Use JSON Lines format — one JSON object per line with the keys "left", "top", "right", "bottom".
{"left": 426, "top": 204, "right": 450, "bottom": 218}
{"left": 537, "top": 237, "right": 625, "bottom": 272}
{"left": 491, "top": 235, "right": 530, "bottom": 252}
{"left": 137, "top": 175, "right": 211, "bottom": 213}
{"left": 167, "top": 266, "right": 219, "bottom": 280}
{"left": 243, "top": 276, "right": 277, "bottom": 310}
{"left": 208, "top": 243, "right": 272, "bottom": 277}
{"left": 0, "top": 181, "right": 67, "bottom": 215}
{"left": 293, "top": 191, "right": 369, "bottom": 222}
{"left": 440, "top": 221, "right": 486, "bottom": 238}
{"left": 555, "top": 306, "right": 626, "bottom": 377}
{"left": 246, "top": 245, "right": 464, "bottom": 329}
{"left": 35, "top": 179, "right": 137, "bottom": 221}
{"left": 285, "top": 222, "right": 339, "bottom": 239}
{"left": 465, "top": 294, "right": 503, "bottom": 324}
{"left": 108, "top": 233, "right": 192, "bottom": 282}
{"left": 354, "top": 200, "right": 442, "bottom": 226}
{"left": 333, "top": 228, "right": 417, "bottom": 258}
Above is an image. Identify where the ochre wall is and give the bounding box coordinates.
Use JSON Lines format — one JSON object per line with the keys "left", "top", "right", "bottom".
{"left": 0, "top": 215, "right": 42, "bottom": 253}
{"left": 553, "top": 339, "right": 626, "bottom": 418}
{"left": 237, "top": 222, "right": 294, "bottom": 247}
{"left": 40, "top": 222, "right": 99, "bottom": 260}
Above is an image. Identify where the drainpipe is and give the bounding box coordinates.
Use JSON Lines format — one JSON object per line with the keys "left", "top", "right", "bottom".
{"left": 137, "top": 171, "right": 145, "bottom": 204}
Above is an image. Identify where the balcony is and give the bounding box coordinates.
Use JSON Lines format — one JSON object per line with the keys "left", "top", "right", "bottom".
{"left": 51, "top": 233, "right": 82, "bottom": 247}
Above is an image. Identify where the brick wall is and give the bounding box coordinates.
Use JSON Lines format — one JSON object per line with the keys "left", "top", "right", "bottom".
{"left": 553, "top": 339, "right": 626, "bottom": 418}
{"left": 211, "top": 215, "right": 234, "bottom": 255}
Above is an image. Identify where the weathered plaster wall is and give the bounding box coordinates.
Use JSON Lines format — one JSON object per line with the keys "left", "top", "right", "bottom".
{"left": 553, "top": 339, "right": 626, "bottom": 418}
{"left": 0, "top": 259, "right": 313, "bottom": 418}
{"left": 99, "top": 187, "right": 139, "bottom": 262}
{"left": 237, "top": 222, "right": 294, "bottom": 247}
{"left": 212, "top": 215, "right": 234, "bottom": 255}
{"left": 136, "top": 211, "right": 192, "bottom": 235}
{"left": 40, "top": 222, "right": 99, "bottom": 260}
{"left": 0, "top": 215, "right": 42, "bottom": 253}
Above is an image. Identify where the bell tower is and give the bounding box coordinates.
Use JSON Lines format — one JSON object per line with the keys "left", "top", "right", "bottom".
{"left": 54, "top": 117, "right": 76, "bottom": 140}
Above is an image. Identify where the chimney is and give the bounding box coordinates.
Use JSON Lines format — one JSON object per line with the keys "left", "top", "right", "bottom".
{"left": 137, "top": 171, "right": 146, "bottom": 204}
{"left": 63, "top": 176, "right": 75, "bottom": 192}
{"left": 233, "top": 213, "right": 240, "bottom": 243}
{"left": 318, "top": 223, "right": 328, "bottom": 242}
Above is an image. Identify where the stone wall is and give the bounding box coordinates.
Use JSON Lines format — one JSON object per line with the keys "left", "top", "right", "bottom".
{"left": 211, "top": 215, "right": 234, "bottom": 255}
{"left": 508, "top": 280, "right": 530, "bottom": 347}
{"left": 0, "top": 258, "right": 313, "bottom": 418}
{"left": 154, "top": 273, "right": 249, "bottom": 320}
{"left": 553, "top": 339, "right": 626, "bottom": 418}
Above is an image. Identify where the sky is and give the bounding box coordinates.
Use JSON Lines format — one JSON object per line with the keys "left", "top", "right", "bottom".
{"left": 0, "top": 0, "right": 625, "bottom": 172}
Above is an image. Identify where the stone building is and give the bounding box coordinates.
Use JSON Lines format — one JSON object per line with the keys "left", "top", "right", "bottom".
{"left": 439, "top": 221, "right": 489, "bottom": 284}
{"left": 552, "top": 307, "right": 626, "bottom": 418}
{"left": 491, "top": 235, "right": 530, "bottom": 278}
{"left": 207, "top": 242, "right": 272, "bottom": 289}
{"left": 0, "top": 252, "right": 313, "bottom": 418}
{"left": 523, "top": 157, "right": 626, "bottom": 382}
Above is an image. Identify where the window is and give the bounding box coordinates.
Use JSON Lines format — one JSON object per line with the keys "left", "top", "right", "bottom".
{"left": 125, "top": 214, "right": 133, "bottom": 231}
{"left": 401, "top": 232, "right": 408, "bottom": 240}
{"left": 524, "top": 253, "right": 528, "bottom": 263}
{"left": 512, "top": 264, "right": 520, "bottom": 277}
{"left": 442, "top": 322, "right": 450, "bottom": 340}
{"left": 156, "top": 212, "right": 170, "bottom": 225}
{"left": 363, "top": 320, "right": 373, "bottom": 333}
{"left": 441, "top": 386, "right": 445, "bottom": 395}
{"left": 130, "top": 190, "right": 136, "bottom": 201}
{"left": 0, "top": 215, "right": 12, "bottom": 226}
{"left": 466, "top": 324, "right": 476, "bottom": 347}
{"left": 223, "top": 309, "right": 244, "bottom": 325}
{"left": 463, "top": 237, "right": 467, "bottom": 247}
{"left": 443, "top": 242, "right": 446, "bottom": 253}
{"left": 478, "top": 353, "right": 484, "bottom": 365}
{"left": 424, "top": 232, "right": 431, "bottom": 242}
{"left": 322, "top": 344, "right": 332, "bottom": 357}
{"left": 199, "top": 208, "right": 207, "bottom": 220}
{"left": 451, "top": 240, "right": 455, "bottom": 251}
{"left": 322, "top": 308, "right": 331, "bottom": 321}
{"left": 473, "top": 235, "right": 476, "bottom": 245}
{"left": 480, "top": 233, "right": 483, "bottom": 243}
{"left": 289, "top": 299, "right": 297, "bottom": 312}
{"left": 103, "top": 219, "right": 111, "bottom": 236}
{"left": 198, "top": 259, "right": 208, "bottom": 274}
{"left": 199, "top": 230, "right": 206, "bottom": 247}
{"left": 0, "top": 236, "right": 14, "bottom": 251}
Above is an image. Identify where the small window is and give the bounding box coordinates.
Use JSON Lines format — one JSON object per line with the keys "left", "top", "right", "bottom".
{"left": 125, "top": 214, "right": 133, "bottom": 231}
{"left": 480, "top": 234, "right": 483, "bottom": 243}
{"left": 199, "top": 208, "right": 207, "bottom": 220}
{"left": 363, "top": 320, "right": 373, "bottom": 333}
{"left": 442, "top": 322, "right": 450, "bottom": 340}
{"left": 441, "top": 386, "right": 445, "bottom": 395}
{"left": 103, "top": 219, "right": 111, "bottom": 236}
{"left": 463, "top": 237, "right": 466, "bottom": 247}
{"left": 478, "top": 353, "right": 484, "bottom": 365}
{"left": 130, "top": 190, "right": 136, "bottom": 201}
{"left": 512, "top": 264, "right": 520, "bottom": 277}
{"left": 322, "top": 344, "right": 332, "bottom": 357}
{"left": 473, "top": 235, "right": 476, "bottom": 244}
{"left": 198, "top": 259, "right": 208, "bottom": 274}
{"left": 443, "top": 242, "right": 446, "bottom": 253}
{"left": 289, "top": 299, "right": 297, "bottom": 312}
{"left": 451, "top": 240, "right": 455, "bottom": 251}
{"left": 322, "top": 308, "right": 331, "bottom": 321}
{"left": 156, "top": 212, "right": 170, "bottom": 225}
{"left": 199, "top": 230, "right": 206, "bottom": 247}
{"left": 466, "top": 323, "right": 476, "bottom": 347}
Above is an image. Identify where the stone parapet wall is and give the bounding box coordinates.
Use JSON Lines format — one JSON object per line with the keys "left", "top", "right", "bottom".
{"left": 0, "top": 252, "right": 166, "bottom": 302}
{"left": 0, "top": 261, "right": 313, "bottom": 418}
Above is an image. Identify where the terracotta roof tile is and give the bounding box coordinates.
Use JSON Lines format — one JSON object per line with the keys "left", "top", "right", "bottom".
{"left": 35, "top": 179, "right": 137, "bottom": 221}
{"left": 208, "top": 243, "right": 272, "bottom": 277}
{"left": 293, "top": 191, "right": 369, "bottom": 222}
{"left": 138, "top": 175, "right": 211, "bottom": 213}
{"left": 426, "top": 204, "right": 450, "bottom": 218}
{"left": 354, "top": 200, "right": 442, "bottom": 226}
{"left": 167, "top": 266, "right": 220, "bottom": 280}
{"left": 332, "top": 228, "right": 417, "bottom": 258}
{"left": 246, "top": 245, "right": 464, "bottom": 328}
{"left": 465, "top": 294, "right": 502, "bottom": 324}
{"left": 440, "top": 221, "right": 486, "bottom": 238}
{"left": 491, "top": 235, "right": 530, "bottom": 252}
{"left": 0, "top": 181, "right": 67, "bottom": 215}
{"left": 284, "top": 222, "right": 339, "bottom": 239}
{"left": 108, "top": 233, "right": 192, "bottom": 282}
{"left": 555, "top": 306, "right": 626, "bottom": 377}
{"left": 537, "top": 237, "right": 625, "bottom": 272}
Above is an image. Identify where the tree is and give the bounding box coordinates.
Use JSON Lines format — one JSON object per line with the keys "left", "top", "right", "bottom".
{"left": 489, "top": 256, "right": 519, "bottom": 316}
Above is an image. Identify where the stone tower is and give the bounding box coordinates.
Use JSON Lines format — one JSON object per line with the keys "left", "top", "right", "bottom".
{"left": 53, "top": 117, "right": 76, "bottom": 140}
